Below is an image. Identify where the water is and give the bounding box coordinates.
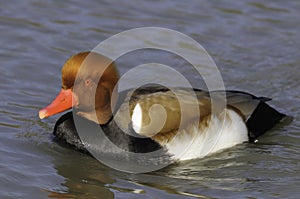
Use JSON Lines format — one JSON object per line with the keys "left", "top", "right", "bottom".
{"left": 1, "top": 0, "right": 300, "bottom": 198}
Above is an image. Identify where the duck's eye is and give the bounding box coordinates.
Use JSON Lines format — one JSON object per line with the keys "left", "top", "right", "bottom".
{"left": 85, "top": 79, "right": 91, "bottom": 86}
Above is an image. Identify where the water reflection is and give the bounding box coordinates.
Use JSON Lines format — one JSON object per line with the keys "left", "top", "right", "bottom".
{"left": 46, "top": 143, "right": 277, "bottom": 198}
{"left": 46, "top": 152, "right": 114, "bottom": 198}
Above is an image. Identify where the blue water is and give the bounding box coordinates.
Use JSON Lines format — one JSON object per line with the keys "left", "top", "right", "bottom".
{"left": 0, "top": 0, "right": 299, "bottom": 198}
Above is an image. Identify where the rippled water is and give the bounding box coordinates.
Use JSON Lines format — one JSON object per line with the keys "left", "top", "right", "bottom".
{"left": 1, "top": 0, "right": 299, "bottom": 198}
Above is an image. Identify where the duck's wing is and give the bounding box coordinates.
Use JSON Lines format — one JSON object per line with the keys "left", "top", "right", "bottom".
{"left": 115, "top": 87, "right": 286, "bottom": 143}
{"left": 131, "top": 89, "right": 211, "bottom": 136}
{"left": 118, "top": 87, "right": 266, "bottom": 136}
{"left": 127, "top": 88, "right": 270, "bottom": 136}
{"left": 114, "top": 86, "right": 211, "bottom": 138}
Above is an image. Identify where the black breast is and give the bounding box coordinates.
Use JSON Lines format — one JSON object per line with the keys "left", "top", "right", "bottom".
{"left": 53, "top": 111, "right": 162, "bottom": 153}
{"left": 53, "top": 112, "right": 88, "bottom": 153}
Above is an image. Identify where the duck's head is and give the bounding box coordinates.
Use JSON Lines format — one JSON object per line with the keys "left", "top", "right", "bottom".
{"left": 39, "top": 51, "right": 119, "bottom": 124}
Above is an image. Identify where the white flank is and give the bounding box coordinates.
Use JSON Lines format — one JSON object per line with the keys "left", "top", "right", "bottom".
{"left": 132, "top": 103, "right": 142, "bottom": 134}
{"left": 166, "top": 109, "right": 249, "bottom": 161}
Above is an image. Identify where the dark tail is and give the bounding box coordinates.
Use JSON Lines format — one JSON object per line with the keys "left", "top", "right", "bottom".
{"left": 246, "top": 102, "right": 286, "bottom": 142}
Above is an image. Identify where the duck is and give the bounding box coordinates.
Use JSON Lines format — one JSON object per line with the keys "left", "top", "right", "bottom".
{"left": 39, "top": 51, "right": 286, "bottom": 162}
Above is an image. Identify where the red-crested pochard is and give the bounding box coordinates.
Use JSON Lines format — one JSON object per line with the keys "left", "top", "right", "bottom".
{"left": 39, "top": 51, "right": 286, "bottom": 161}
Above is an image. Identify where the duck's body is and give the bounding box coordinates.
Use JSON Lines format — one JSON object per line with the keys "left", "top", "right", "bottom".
{"left": 39, "top": 52, "right": 286, "bottom": 162}
{"left": 51, "top": 85, "right": 285, "bottom": 161}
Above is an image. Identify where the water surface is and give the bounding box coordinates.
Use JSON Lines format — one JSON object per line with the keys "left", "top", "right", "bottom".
{"left": 0, "top": 0, "right": 299, "bottom": 198}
